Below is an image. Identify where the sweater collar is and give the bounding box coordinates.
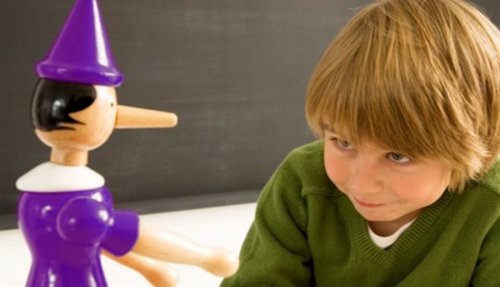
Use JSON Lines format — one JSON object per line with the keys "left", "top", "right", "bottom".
{"left": 348, "top": 191, "right": 456, "bottom": 264}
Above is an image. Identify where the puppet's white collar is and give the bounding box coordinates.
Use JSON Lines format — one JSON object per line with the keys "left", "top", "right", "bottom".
{"left": 16, "top": 162, "right": 105, "bottom": 192}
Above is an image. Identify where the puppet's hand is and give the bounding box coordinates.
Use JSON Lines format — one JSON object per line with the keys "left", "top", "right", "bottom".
{"left": 198, "top": 246, "right": 240, "bottom": 277}
{"left": 56, "top": 197, "right": 110, "bottom": 244}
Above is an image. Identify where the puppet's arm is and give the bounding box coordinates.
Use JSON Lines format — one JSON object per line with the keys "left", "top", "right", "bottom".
{"left": 132, "top": 221, "right": 239, "bottom": 277}
{"left": 103, "top": 221, "right": 238, "bottom": 286}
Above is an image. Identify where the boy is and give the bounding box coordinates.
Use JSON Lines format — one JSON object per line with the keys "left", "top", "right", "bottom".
{"left": 221, "top": 0, "right": 500, "bottom": 286}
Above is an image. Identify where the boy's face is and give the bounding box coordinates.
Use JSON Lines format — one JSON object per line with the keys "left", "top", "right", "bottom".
{"left": 323, "top": 129, "right": 452, "bottom": 232}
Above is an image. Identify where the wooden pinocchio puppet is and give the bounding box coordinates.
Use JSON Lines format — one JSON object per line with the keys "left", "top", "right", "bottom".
{"left": 16, "top": 0, "right": 238, "bottom": 286}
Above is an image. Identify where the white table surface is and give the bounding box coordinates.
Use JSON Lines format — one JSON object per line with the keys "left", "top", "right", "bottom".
{"left": 0, "top": 202, "right": 256, "bottom": 287}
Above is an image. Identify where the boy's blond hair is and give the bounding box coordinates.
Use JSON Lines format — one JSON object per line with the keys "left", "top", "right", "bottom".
{"left": 306, "top": 0, "right": 500, "bottom": 191}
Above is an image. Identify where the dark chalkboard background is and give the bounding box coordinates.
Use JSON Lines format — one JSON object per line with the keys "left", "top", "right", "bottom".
{"left": 0, "top": 0, "right": 497, "bottom": 229}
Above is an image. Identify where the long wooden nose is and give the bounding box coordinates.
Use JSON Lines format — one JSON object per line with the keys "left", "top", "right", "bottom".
{"left": 115, "top": 105, "right": 178, "bottom": 129}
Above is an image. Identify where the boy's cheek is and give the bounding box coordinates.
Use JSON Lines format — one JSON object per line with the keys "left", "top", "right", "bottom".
{"left": 324, "top": 157, "right": 349, "bottom": 189}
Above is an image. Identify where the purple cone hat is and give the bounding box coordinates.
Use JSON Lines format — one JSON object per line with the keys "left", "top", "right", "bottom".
{"left": 36, "top": 0, "right": 123, "bottom": 86}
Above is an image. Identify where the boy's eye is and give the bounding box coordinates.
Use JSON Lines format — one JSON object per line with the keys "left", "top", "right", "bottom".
{"left": 332, "top": 138, "right": 354, "bottom": 150}
{"left": 387, "top": 152, "right": 411, "bottom": 164}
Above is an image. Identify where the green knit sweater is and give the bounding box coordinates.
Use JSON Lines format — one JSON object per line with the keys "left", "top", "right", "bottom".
{"left": 221, "top": 141, "right": 500, "bottom": 287}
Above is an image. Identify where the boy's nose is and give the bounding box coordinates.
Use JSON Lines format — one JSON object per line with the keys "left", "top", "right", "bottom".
{"left": 347, "top": 160, "right": 383, "bottom": 195}
{"left": 115, "top": 105, "right": 178, "bottom": 129}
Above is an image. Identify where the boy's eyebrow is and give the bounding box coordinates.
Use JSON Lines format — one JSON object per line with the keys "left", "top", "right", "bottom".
{"left": 321, "top": 123, "right": 352, "bottom": 140}
{"left": 321, "top": 123, "right": 344, "bottom": 136}
{"left": 320, "top": 122, "right": 336, "bottom": 133}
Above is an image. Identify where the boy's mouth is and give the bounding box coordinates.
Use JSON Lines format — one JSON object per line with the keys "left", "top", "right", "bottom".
{"left": 354, "top": 198, "right": 385, "bottom": 208}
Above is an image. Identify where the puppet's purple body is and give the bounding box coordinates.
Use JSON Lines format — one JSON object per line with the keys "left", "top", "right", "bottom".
{"left": 18, "top": 187, "right": 138, "bottom": 287}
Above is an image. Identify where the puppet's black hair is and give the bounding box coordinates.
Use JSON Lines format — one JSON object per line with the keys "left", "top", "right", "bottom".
{"left": 31, "top": 79, "right": 97, "bottom": 131}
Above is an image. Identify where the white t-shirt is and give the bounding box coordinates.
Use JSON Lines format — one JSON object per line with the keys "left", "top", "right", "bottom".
{"left": 368, "top": 220, "right": 415, "bottom": 249}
